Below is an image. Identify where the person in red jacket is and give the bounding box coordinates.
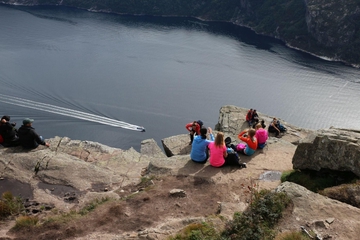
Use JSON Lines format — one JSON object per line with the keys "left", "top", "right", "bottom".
{"left": 245, "top": 109, "right": 253, "bottom": 127}
{"left": 185, "top": 121, "right": 201, "bottom": 145}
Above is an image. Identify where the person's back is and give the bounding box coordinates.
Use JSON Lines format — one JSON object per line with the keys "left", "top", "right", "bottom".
{"left": 18, "top": 118, "right": 49, "bottom": 149}
{"left": 190, "top": 127, "right": 214, "bottom": 163}
{"left": 208, "top": 141, "right": 226, "bottom": 167}
{"left": 0, "top": 115, "right": 19, "bottom": 147}
{"left": 255, "top": 124, "right": 268, "bottom": 149}
{"left": 238, "top": 129, "right": 258, "bottom": 155}
{"left": 208, "top": 132, "right": 227, "bottom": 167}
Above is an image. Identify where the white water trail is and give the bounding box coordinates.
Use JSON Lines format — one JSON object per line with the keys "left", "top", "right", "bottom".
{"left": 0, "top": 94, "right": 145, "bottom": 131}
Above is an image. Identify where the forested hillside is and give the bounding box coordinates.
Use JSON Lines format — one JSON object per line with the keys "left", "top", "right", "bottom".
{"left": 3, "top": 0, "right": 360, "bottom": 66}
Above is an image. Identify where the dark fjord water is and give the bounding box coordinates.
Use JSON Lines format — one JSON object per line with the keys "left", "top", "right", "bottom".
{"left": 1, "top": 5, "right": 360, "bottom": 151}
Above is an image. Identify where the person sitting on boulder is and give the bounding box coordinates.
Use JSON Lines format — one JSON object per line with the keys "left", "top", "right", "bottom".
{"left": 208, "top": 132, "right": 246, "bottom": 168}
{"left": 225, "top": 137, "right": 247, "bottom": 168}
{"left": 251, "top": 109, "right": 259, "bottom": 123}
{"left": 238, "top": 128, "right": 258, "bottom": 156}
{"left": 260, "top": 119, "right": 266, "bottom": 129}
{"left": 255, "top": 123, "right": 268, "bottom": 149}
{"left": 0, "top": 115, "right": 19, "bottom": 147}
{"left": 190, "top": 127, "right": 214, "bottom": 164}
{"left": 252, "top": 119, "right": 266, "bottom": 129}
{"left": 185, "top": 121, "right": 201, "bottom": 145}
{"left": 268, "top": 118, "right": 286, "bottom": 138}
{"left": 245, "top": 109, "right": 253, "bottom": 127}
{"left": 18, "top": 118, "right": 50, "bottom": 149}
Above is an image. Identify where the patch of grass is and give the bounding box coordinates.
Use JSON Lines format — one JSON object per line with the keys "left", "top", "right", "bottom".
{"left": 43, "top": 197, "right": 111, "bottom": 225}
{"left": 43, "top": 210, "right": 79, "bottom": 225}
{"left": 281, "top": 169, "right": 359, "bottom": 192}
{"left": 12, "top": 215, "right": 39, "bottom": 230}
{"left": 221, "top": 189, "right": 291, "bottom": 240}
{"left": 275, "top": 231, "right": 311, "bottom": 240}
{"left": 78, "top": 197, "right": 110, "bottom": 216}
{"left": 169, "top": 222, "right": 221, "bottom": 240}
{"left": 0, "top": 191, "right": 24, "bottom": 220}
{"left": 138, "top": 175, "right": 157, "bottom": 189}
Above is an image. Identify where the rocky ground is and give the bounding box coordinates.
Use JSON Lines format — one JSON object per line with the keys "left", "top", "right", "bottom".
{"left": 1, "top": 106, "right": 360, "bottom": 240}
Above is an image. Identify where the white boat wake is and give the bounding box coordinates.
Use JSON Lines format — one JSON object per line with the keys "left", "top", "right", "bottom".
{"left": 0, "top": 94, "right": 145, "bottom": 132}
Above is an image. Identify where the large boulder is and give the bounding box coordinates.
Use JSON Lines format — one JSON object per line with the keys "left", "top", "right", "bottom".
{"left": 292, "top": 128, "right": 360, "bottom": 177}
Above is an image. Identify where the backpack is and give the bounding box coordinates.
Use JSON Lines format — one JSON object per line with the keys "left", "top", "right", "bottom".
{"left": 196, "top": 120, "right": 204, "bottom": 128}
{"left": 236, "top": 143, "right": 246, "bottom": 151}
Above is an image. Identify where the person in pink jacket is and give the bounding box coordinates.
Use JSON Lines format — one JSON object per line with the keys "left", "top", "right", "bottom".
{"left": 208, "top": 132, "right": 227, "bottom": 167}
{"left": 255, "top": 123, "right": 268, "bottom": 149}
{"left": 208, "top": 132, "right": 246, "bottom": 168}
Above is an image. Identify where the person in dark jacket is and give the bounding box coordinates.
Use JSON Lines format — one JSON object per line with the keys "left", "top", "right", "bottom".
{"left": 0, "top": 115, "right": 19, "bottom": 147}
{"left": 18, "top": 118, "right": 49, "bottom": 149}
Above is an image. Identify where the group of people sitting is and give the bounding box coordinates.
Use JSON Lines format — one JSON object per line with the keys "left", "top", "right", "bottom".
{"left": 187, "top": 124, "right": 246, "bottom": 169}
{"left": 185, "top": 110, "right": 287, "bottom": 168}
{"left": 0, "top": 115, "right": 50, "bottom": 149}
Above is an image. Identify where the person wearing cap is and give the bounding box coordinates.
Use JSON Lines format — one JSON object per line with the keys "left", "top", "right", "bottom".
{"left": 18, "top": 118, "right": 50, "bottom": 149}
{"left": 0, "top": 115, "right": 19, "bottom": 147}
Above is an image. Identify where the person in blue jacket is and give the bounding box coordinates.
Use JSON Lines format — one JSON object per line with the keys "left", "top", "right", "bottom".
{"left": 190, "top": 127, "right": 214, "bottom": 164}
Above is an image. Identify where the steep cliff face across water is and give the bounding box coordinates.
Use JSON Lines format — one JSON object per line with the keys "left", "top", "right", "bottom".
{"left": 2, "top": 0, "right": 360, "bottom": 66}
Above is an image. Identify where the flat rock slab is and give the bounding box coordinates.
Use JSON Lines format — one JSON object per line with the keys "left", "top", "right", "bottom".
{"left": 149, "top": 137, "right": 296, "bottom": 189}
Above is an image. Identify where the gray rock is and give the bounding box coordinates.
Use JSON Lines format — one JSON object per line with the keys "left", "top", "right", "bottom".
{"left": 169, "top": 189, "right": 186, "bottom": 198}
{"left": 141, "top": 139, "right": 166, "bottom": 158}
{"left": 161, "top": 134, "right": 191, "bottom": 157}
{"left": 292, "top": 128, "right": 360, "bottom": 177}
{"left": 326, "top": 218, "right": 335, "bottom": 224}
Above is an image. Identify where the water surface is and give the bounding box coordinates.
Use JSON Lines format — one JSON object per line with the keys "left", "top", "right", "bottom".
{"left": 1, "top": 4, "right": 360, "bottom": 150}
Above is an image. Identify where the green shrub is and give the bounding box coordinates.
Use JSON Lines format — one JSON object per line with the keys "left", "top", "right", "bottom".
{"left": 0, "top": 191, "right": 24, "bottom": 219}
{"left": 0, "top": 201, "right": 12, "bottom": 219}
{"left": 221, "top": 189, "right": 291, "bottom": 240}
